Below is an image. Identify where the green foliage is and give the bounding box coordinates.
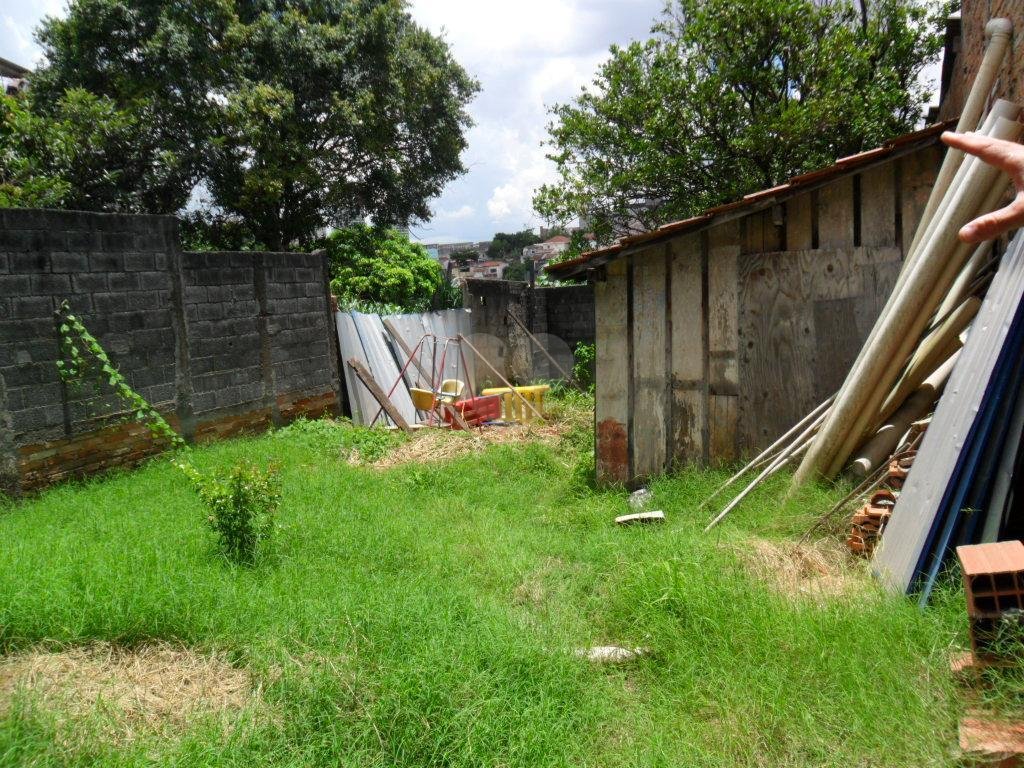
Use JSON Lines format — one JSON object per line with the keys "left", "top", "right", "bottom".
{"left": 55, "top": 301, "right": 184, "bottom": 449}
{"left": 449, "top": 248, "right": 479, "bottom": 265}
{"left": 23, "top": 0, "right": 478, "bottom": 249}
{"left": 178, "top": 459, "right": 280, "bottom": 565}
{"left": 326, "top": 224, "right": 444, "bottom": 312}
{"left": 273, "top": 417, "right": 407, "bottom": 463}
{"left": 572, "top": 342, "right": 596, "bottom": 393}
{"left": 0, "top": 421, "right": 976, "bottom": 765}
{"left": 486, "top": 230, "right": 541, "bottom": 260}
{"left": 178, "top": 210, "right": 262, "bottom": 252}
{"left": 535, "top": 0, "right": 944, "bottom": 239}
{"left": 0, "top": 89, "right": 159, "bottom": 211}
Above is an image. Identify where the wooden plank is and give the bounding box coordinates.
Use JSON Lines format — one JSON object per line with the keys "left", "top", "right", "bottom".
{"left": 347, "top": 358, "right": 412, "bottom": 433}
{"left": 595, "top": 259, "right": 630, "bottom": 485}
{"left": 899, "top": 145, "right": 942, "bottom": 251}
{"left": 859, "top": 162, "right": 897, "bottom": 247}
{"left": 669, "top": 234, "right": 705, "bottom": 465}
{"left": 631, "top": 245, "right": 668, "bottom": 479}
{"left": 709, "top": 395, "right": 738, "bottom": 464}
{"left": 817, "top": 176, "right": 855, "bottom": 249}
{"left": 707, "top": 221, "right": 739, "bottom": 462}
{"left": 786, "top": 193, "right": 813, "bottom": 250}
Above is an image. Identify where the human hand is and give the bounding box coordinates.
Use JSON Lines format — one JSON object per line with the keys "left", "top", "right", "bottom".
{"left": 941, "top": 131, "right": 1024, "bottom": 243}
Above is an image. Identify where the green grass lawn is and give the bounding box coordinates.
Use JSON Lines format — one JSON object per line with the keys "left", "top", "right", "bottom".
{"left": 0, "top": 399, "right": 977, "bottom": 766}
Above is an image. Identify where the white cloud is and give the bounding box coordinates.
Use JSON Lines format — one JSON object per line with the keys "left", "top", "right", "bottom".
{"left": 436, "top": 203, "right": 475, "bottom": 221}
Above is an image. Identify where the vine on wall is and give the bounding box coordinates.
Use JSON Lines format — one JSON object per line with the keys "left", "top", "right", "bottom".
{"left": 54, "top": 300, "right": 184, "bottom": 449}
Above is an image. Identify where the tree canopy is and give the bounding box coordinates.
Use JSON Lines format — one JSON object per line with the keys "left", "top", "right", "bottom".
{"left": 12, "top": 0, "right": 478, "bottom": 250}
{"left": 486, "top": 230, "right": 542, "bottom": 261}
{"left": 325, "top": 224, "right": 445, "bottom": 312}
{"left": 534, "top": 0, "right": 944, "bottom": 241}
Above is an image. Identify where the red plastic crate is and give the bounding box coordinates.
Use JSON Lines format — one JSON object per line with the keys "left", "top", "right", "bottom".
{"left": 443, "top": 394, "right": 502, "bottom": 428}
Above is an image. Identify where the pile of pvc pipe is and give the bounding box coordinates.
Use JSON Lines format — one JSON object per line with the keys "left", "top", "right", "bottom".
{"left": 703, "top": 18, "right": 1017, "bottom": 533}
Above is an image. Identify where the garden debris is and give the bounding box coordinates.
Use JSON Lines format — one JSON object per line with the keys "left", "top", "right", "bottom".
{"left": 846, "top": 489, "right": 898, "bottom": 557}
{"left": 369, "top": 420, "right": 568, "bottom": 468}
{"left": 628, "top": 488, "right": 652, "bottom": 510}
{"left": 959, "top": 712, "right": 1024, "bottom": 766}
{"left": 740, "top": 539, "right": 861, "bottom": 599}
{"left": 957, "top": 542, "right": 1024, "bottom": 661}
{"left": 615, "top": 511, "right": 665, "bottom": 526}
{"left": 576, "top": 646, "right": 647, "bottom": 664}
{"left": 0, "top": 643, "right": 257, "bottom": 738}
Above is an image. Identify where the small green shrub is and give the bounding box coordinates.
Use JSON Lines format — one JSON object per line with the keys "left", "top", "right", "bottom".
{"left": 179, "top": 460, "right": 281, "bottom": 565}
{"left": 572, "top": 342, "right": 595, "bottom": 393}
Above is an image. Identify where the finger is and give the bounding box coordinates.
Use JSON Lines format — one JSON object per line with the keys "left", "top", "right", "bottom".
{"left": 942, "top": 131, "right": 1024, "bottom": 177}
{"left": 960, "top": 196, "right": 1024, "bottom": 243}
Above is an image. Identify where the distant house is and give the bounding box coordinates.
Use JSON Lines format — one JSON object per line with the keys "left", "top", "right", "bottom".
{"left": 523, "top": 235, "right": 570, "bottom": 264}
{"left": 0, "top": 56, "right": 30, "bottom": 96}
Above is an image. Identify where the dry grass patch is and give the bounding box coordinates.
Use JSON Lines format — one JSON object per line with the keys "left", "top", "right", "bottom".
{"left": 739, "top": 537, "right": 868, "bottom": 599}
{"left": 370, "top": 421, "right": 569, "bottom": 469}
{"left": 0, "top": 642, "right": 258, "bottom": 738}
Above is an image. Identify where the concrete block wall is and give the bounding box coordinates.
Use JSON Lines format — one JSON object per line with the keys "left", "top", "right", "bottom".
{"left": 0, "top": 208, "right": 341, "bottom": 494}
{"left": 462, "top": 279, "right": 594, "bottom": 383}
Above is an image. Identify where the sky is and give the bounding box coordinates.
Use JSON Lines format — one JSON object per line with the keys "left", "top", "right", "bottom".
{"left": 1, "top": 1, "right": 941, "bottom": 245}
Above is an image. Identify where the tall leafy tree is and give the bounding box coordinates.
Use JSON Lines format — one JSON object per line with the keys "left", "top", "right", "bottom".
{"left": 20, "top": 0, "right": 477, "bottom": 250}
{"left": 534, "top": 0, "right": 944, "bottom": 240}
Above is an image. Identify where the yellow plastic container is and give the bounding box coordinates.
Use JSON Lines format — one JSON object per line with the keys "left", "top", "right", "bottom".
{"left": 481, "top": 384, "right": 549, "bottom": 423}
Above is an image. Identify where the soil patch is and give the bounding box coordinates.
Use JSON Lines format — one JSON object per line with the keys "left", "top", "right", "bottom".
{"left": 370, "top": 421, "right": 569, "bottom": 469}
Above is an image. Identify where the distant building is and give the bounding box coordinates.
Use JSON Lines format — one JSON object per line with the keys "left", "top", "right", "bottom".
{"left": 0, "top": 56, "right": 30, "bottom": 96}
{"left": 523, "top": 234, "right": 571, "bottom": 263}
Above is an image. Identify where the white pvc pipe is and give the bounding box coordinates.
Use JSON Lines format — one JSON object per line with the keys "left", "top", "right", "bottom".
{"left": 793, "top": 116, "right": 1024, "bottom": 486}
{"left": 906, "top": 18, "right": 1013, "bottom": 259}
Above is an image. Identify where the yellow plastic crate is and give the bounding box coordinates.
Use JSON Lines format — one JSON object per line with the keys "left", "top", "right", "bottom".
{"left": 480, "top": 384, "right": 549, "bottom": 423}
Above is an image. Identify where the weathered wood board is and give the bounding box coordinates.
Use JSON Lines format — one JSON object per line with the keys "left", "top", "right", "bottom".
{"left": 595, "top": 258, "right": 630, "bottom": 485}
{"left": 669, "top": 234, "right": 705, "bottom": 466}
{"left": 859, "top": 164, "right": 897, "bottom": 247}
{"left": 786, "top": 194, "right": 814, "bottom": 251}
{"left": 817, "top": 176, "right": 855, "bottom": 249}
{"left": 707, "top": 222, "right": 739, "bottom": 463}
{"left": 631, "top": 245, "right": 668, "bottom": 479}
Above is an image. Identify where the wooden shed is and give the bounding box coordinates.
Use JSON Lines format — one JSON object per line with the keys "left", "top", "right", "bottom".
{"left": 546, "top": 121, "right": 950, "bottom": 486}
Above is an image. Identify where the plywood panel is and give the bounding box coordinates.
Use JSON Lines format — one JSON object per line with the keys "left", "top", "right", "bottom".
{"left": 631, "top": 245, "right": 668, "bottom": 479}
{"left": 786, "top": 194, "right": 813, "bottom": 250}
{"left": 859, "top": 163, "right": 897, "bottom": 247}
{"left": 669, "top": 234, "right": 704, "bottom": 465}
{"left": 595, "top": 259, "right": 630, "bottom": 485}
{"left": 737, "top": 250, "right": 817, "bottom": 451}
{"left": 817, "top": 176, "right": 855, "bottom": 249}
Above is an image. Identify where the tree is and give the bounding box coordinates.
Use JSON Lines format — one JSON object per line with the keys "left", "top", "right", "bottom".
{"left": 534, "top": 0, "right": 943, "bottom": 240}
{"left": 486, "top": 229, "right": 541, "bottom": 260}
{"left": 0, "top": 89, "right": 158, "bottom": 210}
{"left": 449, "top": 249, "right": 479, "bottom": 265}
{"left": 325, "top": 224, "right": 444, "bottom": 311}
{"left": 24, "top": 0, "right": 478, "bottom": 250}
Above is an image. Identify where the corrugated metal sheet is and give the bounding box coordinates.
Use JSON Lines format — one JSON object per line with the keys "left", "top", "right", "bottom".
{"left": 547, "top": 119, "right": 956, "bottom": 279}
{"left": 337, "top": 308, "right": 477, "bottom": 427}
{"left": 873, "top": 229, "right": 1024, "bottom": 593}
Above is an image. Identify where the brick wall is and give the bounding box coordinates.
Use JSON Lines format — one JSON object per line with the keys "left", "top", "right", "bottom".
{"left": 939, "top": 2, "right": 1024, "bottom": 122}
{"left": 0, "top": 208, "right": 341, "bottom": 494}
{"left": 462, "top": 279, "right": 594, "bottom": 383}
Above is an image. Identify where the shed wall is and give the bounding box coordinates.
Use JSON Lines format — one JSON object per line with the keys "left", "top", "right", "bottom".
{"left": 593, "top": 145, "right": 941, "bottom": 485}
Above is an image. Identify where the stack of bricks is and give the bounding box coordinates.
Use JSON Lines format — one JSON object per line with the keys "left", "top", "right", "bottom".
{"left": 957, "top": 541, "right": 1024, "bottom": 661}
{"left": 846, "top": 452, "right": 916, "bottom": 556}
